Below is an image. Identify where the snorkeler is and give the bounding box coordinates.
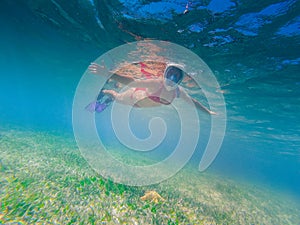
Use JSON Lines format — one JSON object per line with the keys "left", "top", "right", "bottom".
{"left": 86, "top": 62, "right": 216, "bottom": 115}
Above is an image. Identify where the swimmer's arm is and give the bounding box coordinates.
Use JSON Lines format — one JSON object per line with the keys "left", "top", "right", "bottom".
{"left": 89, "top": 63, "right": 135, "bottom": 85}
{"left": 192, "top": 98, "right": 217, "bottom": 115}
{"left": 88, "top": 62, "right": 161, "bottom": 87}
{"left": 179, "top": 88, "right": 216, "bottom": 115}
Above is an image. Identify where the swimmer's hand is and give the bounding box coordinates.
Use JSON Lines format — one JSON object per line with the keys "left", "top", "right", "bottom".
{"left": 88, "top": 62, "right": 106, "bottom": 74}
{"left": 209, "top": 110, "right": 217, "bottom": 115}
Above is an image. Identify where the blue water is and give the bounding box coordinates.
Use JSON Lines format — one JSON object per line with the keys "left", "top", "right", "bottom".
{"left": 1, "top": 0, "right": 299, "bottom": 205}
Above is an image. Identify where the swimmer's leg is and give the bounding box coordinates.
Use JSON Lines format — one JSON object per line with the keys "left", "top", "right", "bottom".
{"left": 102, "top": 90, "right": 120, "bottom": 99}
{"left": 97, "top": 90, "right": 105, "bottom": 101}
{"left": 102, "top": 89, "right": 137, "bottom": 106}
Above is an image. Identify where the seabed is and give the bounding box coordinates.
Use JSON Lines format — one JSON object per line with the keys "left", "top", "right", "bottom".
{"left": 1, "top": 126, "right": 299, "bottom": 224}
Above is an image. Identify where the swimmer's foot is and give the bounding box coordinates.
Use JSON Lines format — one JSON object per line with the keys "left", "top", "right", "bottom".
{"left": 95, "top": 102, "right": 108, "bottom": 112}
{"left": 85, "top": 101, "right": 98, "bottom": 112}
{"left": 85, "top": 96, "right": 114, "bottom": 113}
{"left": 85, "top": 101, "right": 108, "bottom": 113}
